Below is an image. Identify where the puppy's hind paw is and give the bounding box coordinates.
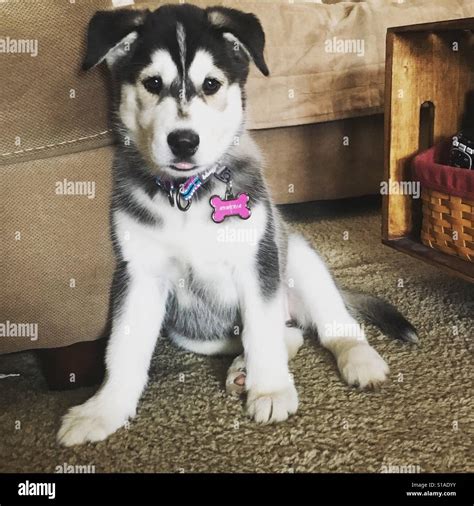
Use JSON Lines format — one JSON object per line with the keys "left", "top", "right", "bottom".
{"left": 225, "top": 354, "right": 246, "bottom": 397}
{"left": 337, "top": 341, "right": 389, "bottom": 390}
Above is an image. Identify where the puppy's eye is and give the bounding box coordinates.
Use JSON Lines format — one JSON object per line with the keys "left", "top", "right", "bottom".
{"left": 142, "top": 76, "right": 163, "bottom": 94}
{"left": 202, "top": 78, "right": 221, "bottom": 95}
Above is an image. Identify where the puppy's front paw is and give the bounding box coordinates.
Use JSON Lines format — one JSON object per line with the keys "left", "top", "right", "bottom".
{"left": 337, "top": 341, "right": 389, "bottom": 389}
{"left": 246, "top": 382, "right": 298, "bottom": 423}
{"left": 57, "top": 398, "right": 134, "bottom": 447}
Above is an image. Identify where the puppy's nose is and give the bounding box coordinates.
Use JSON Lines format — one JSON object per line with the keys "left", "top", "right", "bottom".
{"left": 167, "top": 129, "right": 199, "bottom": 158}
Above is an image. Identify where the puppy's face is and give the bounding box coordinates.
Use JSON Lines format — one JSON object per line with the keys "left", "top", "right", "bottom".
{"left": 84, "top": 5, "right": 269, "bottom": 178}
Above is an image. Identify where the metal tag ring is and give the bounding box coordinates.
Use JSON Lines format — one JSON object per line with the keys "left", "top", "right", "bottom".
{"left": 176, "top": 192, "right": 192, "bottom": 212}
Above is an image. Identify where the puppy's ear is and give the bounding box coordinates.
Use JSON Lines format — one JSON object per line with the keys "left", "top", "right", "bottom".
{"left": 206, "top": 7, "right": 269, "bottom": 76}
{"left": 82, "top": 9, "right": 149, "bottom": 71}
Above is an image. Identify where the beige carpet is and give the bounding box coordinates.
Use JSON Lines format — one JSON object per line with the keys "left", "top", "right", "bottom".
{"left": 1, "top": 198, "right": 473, "bottom": 473}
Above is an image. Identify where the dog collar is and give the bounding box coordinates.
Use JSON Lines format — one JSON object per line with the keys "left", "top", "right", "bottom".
{"left": 155, "top": 163, "right": 222, "bottom": 210}
{"left": 155, "top": 163, "right": 251, "bottom": 222}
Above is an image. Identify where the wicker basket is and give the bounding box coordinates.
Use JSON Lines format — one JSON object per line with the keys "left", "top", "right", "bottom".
{"left": 421, "top": 188, "right": 474, "bottom": 261}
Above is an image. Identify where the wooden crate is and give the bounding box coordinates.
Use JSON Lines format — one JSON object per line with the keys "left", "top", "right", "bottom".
{"left": 382, "top": 17, "right": 474, "bottom": 283}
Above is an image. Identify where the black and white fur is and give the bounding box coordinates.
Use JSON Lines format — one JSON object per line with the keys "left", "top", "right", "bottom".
{"left": 58, "top": 4, "right": 417, "bottom": 446}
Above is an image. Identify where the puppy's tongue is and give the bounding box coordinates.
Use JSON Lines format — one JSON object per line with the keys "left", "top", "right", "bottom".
{"left": 173, "top": 162, "right": 195, "bottom": 170}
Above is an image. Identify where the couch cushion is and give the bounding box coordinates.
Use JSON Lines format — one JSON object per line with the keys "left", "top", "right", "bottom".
{"left": 0, "top": 0, "right": 115, "bottom": 166}
{"left": 0, "top": 147, "right": 114, "bottom": 354}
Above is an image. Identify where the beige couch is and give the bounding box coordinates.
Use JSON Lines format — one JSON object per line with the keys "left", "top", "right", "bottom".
{"left": 1, "top": 0, "right": 473, "bottom": 361}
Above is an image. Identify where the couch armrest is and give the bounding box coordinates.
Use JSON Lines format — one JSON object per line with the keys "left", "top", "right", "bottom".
{"left": 0, "top": 0, "right": 116, "bottom": 166}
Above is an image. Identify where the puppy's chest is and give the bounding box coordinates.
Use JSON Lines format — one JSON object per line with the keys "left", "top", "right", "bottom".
{"left": 158, "top": 197, "right": 265, "bottom": 306}
{"left": 157, "top": 194, "right": 265, "bottom": 264}
{"left": 117, "top": 193, "right": 266, "bottom": 282}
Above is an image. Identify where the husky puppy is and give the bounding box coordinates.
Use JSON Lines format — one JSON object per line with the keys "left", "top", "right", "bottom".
{"left": 58, "top": 4, "right": 417, "bottom": 446}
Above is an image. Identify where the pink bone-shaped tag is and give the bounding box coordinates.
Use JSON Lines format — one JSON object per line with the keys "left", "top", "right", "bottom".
{"left": 210, "top": 193, "right": 251, "bottom": 223}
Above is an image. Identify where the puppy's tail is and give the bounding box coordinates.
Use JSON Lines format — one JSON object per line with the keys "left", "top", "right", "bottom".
{"left": 342, "top": 291, "right": 419, "bottom": 344}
